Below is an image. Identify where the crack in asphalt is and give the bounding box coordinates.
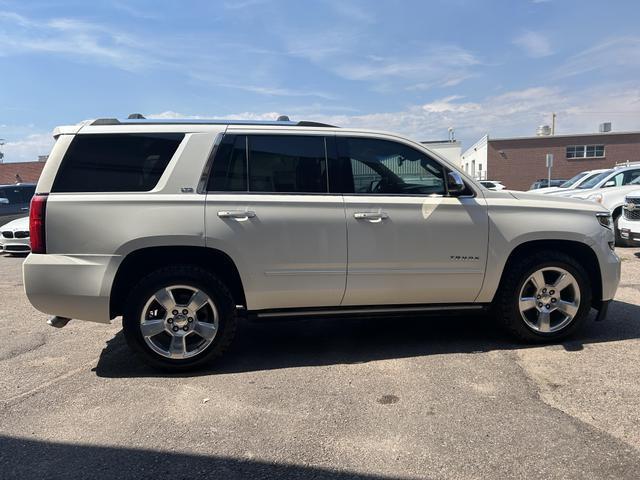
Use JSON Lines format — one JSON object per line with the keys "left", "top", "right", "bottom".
{"left": 509, "top": 349, "right": 640, "bottom": 455}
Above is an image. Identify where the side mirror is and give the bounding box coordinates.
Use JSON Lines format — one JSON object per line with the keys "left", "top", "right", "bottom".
{"left": 447, "top": 171, "right": 466, "bottom": 195}
{"left": 603, "top": 180, "right": 616, "bottom": 188}
{"left": 0, "top": 197, "right": 9, "bottom": 205}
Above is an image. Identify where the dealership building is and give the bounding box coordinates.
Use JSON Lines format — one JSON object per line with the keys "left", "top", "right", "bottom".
{"left": 461, "top": 127, "right": 640, "bottom": 190}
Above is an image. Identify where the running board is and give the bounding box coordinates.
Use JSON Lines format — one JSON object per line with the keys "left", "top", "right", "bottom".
{"left": 251, "top": 303, "right": 488, "bottom": 320}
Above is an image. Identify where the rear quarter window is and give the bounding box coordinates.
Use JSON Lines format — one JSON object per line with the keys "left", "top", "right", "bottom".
{"left": 51, "top": 133, "right": 184, "bottom": 193}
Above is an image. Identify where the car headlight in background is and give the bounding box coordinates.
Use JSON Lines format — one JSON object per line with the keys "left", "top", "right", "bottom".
{"left": 588, "top": 193, "right": 604, "bottom": 203}
{"left": 596, "top": 212, "right": 613, "bottom": 229}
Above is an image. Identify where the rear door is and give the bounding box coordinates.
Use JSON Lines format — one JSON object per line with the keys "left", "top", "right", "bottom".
{"left": 204, "top": 133, "right": 347, "bottom": 311}
{"left": 337, "top": 135, "right": 489, "bottom": 306}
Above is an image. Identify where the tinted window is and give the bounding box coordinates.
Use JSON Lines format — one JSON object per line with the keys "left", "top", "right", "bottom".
{"left": 0, "top": 187, "right": 23, "bottom": 204}
{"left": 19, "top": 185, "right": 36, "bottom": 202}
{"left": 208, "top": 135, "right": 247, "bottom": 191}
{"left": 52, "top": 133, "right": 184, "bottom": 192}
{"left": 247, "top": 135, "right": 327, "bottom": 193}
{"left": 342, "top": 137, "right": 445, "bottom": 195}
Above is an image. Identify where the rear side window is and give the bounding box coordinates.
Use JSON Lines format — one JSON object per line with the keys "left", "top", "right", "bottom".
{"left": 248, "top": 135, "right": 327, "bottom": 193}
{"left": 208, "top": 135, "right": 247, "bottom": 191}
{"left": 209, "top": 134, "right": 328, "bottom": 193}
{"left": 51, "top": 133, "right": 184, "bottom": 192}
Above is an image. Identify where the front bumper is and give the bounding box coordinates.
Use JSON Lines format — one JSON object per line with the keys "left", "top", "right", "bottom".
{"left": 618, "top": 216, "right": 640, "bottom": 244}
{"left": 23, "top": 253, "right": 119, "bottom": 324}
{"left": 1, "top": 237, "right": 31, "bottom": 253}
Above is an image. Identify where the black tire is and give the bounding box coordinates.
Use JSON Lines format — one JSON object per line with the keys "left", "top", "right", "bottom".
{"left": 614, "top": 214, "right": 631, "bottom": 247}
{"left": 122, "top": 265, "right": 237, "bottom": 371}
{"left": 496, "top": 250, "right": 592, "bottom": 343}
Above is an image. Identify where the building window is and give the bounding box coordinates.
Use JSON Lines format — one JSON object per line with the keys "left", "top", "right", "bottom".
{"left": 566, "top": 145, "right": 605, "bottom": 159}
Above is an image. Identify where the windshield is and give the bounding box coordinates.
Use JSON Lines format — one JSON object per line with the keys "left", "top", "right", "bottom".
{"left": 560, "top": 172, "right": 588, "bottom": 188}
{"left": 577, "top": 170, "right": 613, "bottom": 189}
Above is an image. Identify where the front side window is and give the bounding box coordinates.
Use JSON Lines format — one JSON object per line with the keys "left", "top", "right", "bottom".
{"left": 341, "top": 137, "right": 446, "bottom": 195}
{"left": 622, "top": 169, "right": 640, "bottom": 185}
{"left": 247, "top": 135, "right": 327, "bottom": 193}
{"left": 52, "top": 133, "right": 184, "bottom": 192}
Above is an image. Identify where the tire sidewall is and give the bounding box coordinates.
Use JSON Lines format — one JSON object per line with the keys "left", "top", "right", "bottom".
{"left": 123, "top": 267, "right": 235, "bottom": 370}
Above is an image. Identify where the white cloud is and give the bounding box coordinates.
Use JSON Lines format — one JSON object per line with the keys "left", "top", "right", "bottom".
{"left": 7, "top": 84, "right": 640, "bottom": 162}
{"left": 1, "top": 133, "right": 54, "bottom": 163}
{"left": 0, "top": 11, "right": 159, "bottom": 71}
{"left": 513, "top": 31, "right": 554, "bottom": 58}
{"left": 559, "top": 36, "right": 640, "bottom": 77}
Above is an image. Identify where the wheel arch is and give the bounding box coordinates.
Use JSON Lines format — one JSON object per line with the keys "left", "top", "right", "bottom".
{"left": 110, "top": 246, "right": 246, "bottom": 318}
{"left": 495, "top": 239, "right": 602, "bottom": 309}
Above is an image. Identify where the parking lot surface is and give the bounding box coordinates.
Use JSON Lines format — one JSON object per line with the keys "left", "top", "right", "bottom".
{"left": 1, "top": 249, "right": 640, "bottom": 479}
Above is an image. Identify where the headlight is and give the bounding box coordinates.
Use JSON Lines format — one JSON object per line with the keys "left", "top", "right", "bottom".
{"left": 596, "top": 212, "right": 612, "bottom": 229}
{"left": 588, "top": 193, "right": 604, "bottom": 203}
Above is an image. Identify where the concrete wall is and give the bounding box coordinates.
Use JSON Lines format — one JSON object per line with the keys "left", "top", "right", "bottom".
{"left": 461, "top": 135, "right": 488, "bottom": 180}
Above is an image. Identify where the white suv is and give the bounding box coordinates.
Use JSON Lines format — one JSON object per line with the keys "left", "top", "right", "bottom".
{"left": 23, "top": 117, "right": 621, "bottom": 370}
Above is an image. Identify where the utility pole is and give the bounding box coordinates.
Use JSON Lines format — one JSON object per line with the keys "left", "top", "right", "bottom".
{"left": 551, "top": 113, "right": 556, "bottom": 135}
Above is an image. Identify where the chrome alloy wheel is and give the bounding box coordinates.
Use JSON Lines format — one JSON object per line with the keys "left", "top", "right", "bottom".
{"left": 518, "top": 267, "right": 581, "bottom": 333}
{"left": 139, "top": 285, "right": 219, "bottom": 359}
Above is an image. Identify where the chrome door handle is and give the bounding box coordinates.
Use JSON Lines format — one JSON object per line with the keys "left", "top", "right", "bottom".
{"left": 20, "top": 207, "right": 29, "bottom": 211}
{"left": 354, "top": 211, "right": 388, "bottom": 222}
{"left": 217, "top": 210, "right": 256, "bottom": 219}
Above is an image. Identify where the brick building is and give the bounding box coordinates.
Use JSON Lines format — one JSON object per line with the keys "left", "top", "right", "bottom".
{"left": 0, "top": 160, "right": 46, "bottom": 185}
{"left": 462, "top": 131, "right": 640, "bottom": 190}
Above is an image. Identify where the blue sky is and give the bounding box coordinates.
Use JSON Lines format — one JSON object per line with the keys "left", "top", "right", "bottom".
{"left": 1, "top": 0, "right": 640, "bottom": 162}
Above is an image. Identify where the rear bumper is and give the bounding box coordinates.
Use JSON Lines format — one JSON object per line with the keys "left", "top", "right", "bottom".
{"left": 23, "top": 253, "right": 119, "bottom": 324}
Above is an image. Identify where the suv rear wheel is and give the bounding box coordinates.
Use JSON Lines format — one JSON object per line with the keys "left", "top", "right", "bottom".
{"left": 122, "top": 266, "right": 237, "bottom": 371}
{"left": 497, "top": 251, "right": 592, "bottom": 342}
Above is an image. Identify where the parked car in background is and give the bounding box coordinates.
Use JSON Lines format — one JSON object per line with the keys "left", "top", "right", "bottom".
{"left": 529, "top": 179, "right": 567, "bottom": 190}
{"left": 550, "top": 163, "right": 640, "bottom": 198}
{"left": 529, "top": 169, "right": 608, "bottom": 194}
{"left": 568, "top": 176, "right": 640, "bottom": 245}
{"left": 480, "top": 180, "right": 506, "bottom": 191}
{"left": 0, "top": 183, "right": 36, "bottom": 224}
{"left": 618, "top": 191, "right": 640, "bottom": 245}
{"left": 0, "top": 216, "right": 30, "bottom": 254}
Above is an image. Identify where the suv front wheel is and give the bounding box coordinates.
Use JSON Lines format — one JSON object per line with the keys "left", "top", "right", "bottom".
{"left": 497, "top": 251, "right": 592, "bottom": 342}
{"left": 122, "top": 266, "right": 237, "bottom": 371}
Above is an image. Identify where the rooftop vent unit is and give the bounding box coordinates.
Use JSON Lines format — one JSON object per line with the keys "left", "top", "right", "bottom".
{"left": 127, "top": 113, "right": 146, "bottom": 119}
{"left": 599, "top": 122, "right": 612, "bottom": 133}
{"left": 536, "top": 125, "right": 552, "bottom": 136}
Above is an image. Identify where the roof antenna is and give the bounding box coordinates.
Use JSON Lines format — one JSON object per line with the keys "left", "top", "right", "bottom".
{"left": 127, "top": 113, "right": 146, "bottom": 119}
{"left": 277, "top": 115, "right": 290, "bottom": 122}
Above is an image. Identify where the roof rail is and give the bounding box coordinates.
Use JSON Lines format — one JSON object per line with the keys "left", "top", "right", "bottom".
{"left": 614, "top": 160, "right": 640, "bottom": 168}
{"left": 89, "top": 117, "right": 338, "bottom": 128}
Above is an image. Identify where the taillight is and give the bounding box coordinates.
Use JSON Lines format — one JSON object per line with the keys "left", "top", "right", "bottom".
{"left": 29, "top": 194, "right": 48, "bottom": 254}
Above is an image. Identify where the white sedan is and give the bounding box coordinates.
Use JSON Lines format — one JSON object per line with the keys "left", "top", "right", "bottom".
{"left": 0, "top": 216, "right": 30, "bottom": 254}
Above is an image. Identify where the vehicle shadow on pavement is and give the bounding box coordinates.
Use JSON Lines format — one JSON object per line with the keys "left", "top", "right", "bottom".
{"left": 0, "top": 435, "right": 413, "bottom": 480}
{"left": 94, "top": 300, "right": 640, "bottom": 378}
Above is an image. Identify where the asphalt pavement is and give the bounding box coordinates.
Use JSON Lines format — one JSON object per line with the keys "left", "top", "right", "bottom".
{"left": 1, "top": 249, "right": 640, "bottom": 479}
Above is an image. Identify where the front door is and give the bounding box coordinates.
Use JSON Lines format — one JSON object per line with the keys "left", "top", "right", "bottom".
{"left": 338, "top": 135, "right": 488, "bottom": 306}
{"left": 204, "top": 133, "right": 347, "bottom": 311}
